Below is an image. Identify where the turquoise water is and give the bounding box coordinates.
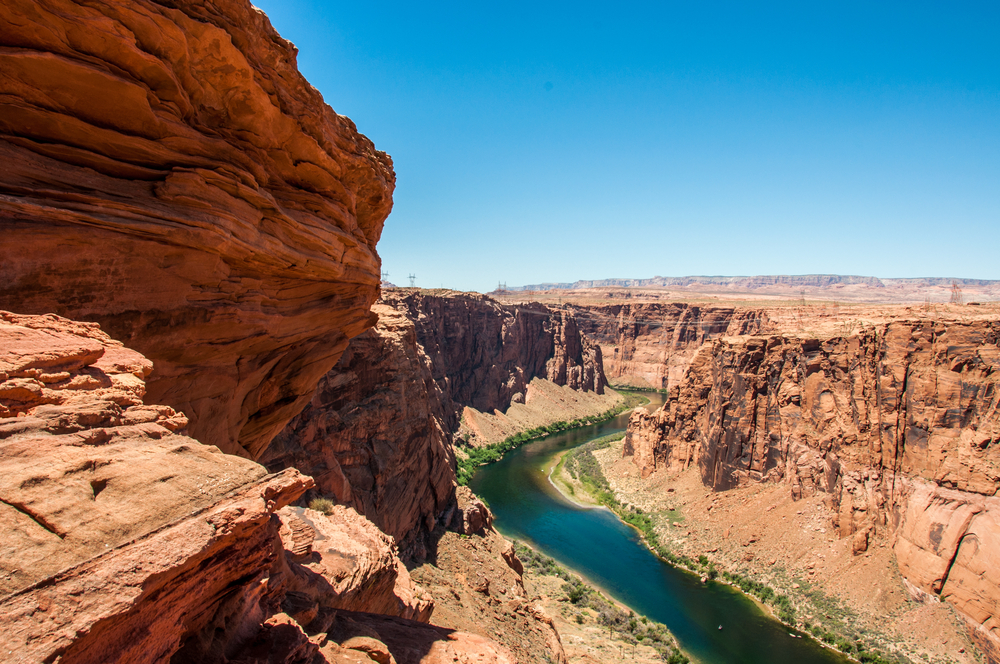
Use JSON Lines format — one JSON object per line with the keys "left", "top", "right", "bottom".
{"left": 470, "top": 395, "right": 850, "bottom": 664}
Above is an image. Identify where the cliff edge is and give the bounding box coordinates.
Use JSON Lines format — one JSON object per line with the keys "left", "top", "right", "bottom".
{"left": 0, "top": 0, "right": 394, "bottom": 460}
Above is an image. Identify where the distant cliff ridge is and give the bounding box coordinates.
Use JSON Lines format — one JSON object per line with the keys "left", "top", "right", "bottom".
{"left": 504, "top": 275, "right": 1000, "bottom": 301}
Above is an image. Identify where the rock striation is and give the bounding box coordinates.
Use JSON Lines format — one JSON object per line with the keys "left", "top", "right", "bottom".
{"left": 263, "top": 303, "right": 455, "bottom": 556}
{"left": 624, "top": 318, "right": 1000, "bottom": 658}
{"left": 393, "top": 291, "right": 607, "bottom": 421}
{"left": 565, "top": 302, "right": 770, "bottom": 390}
{"left": 0, "top": 0, "right": 394, "bottom": 460}
{"left": 265, "top": 289, "right": 610, "bottom": 555}
{"left": 0, "top": 311, "right": 522, "bottom": 663}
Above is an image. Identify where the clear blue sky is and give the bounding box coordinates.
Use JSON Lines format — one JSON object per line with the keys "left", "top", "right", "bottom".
{"left": 253, "top": 1, "right": 999, "bottom": 292}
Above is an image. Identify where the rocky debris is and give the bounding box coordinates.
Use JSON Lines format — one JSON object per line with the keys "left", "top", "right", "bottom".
{"left": 623, "top": 316, "right": 1000, "bottom": 659}
{"left": 452, "top": 486, "right": 493, "bottom": 535}
{"left": 232, "top": 608, "right": 517, "bottom": 664}
{"left": 565, "top": 302, "right": 770, "bottom": 390}
{"left": 275, "top": 505, "right": 433, "bottom": 623}
{"left": 0, "top": 0, "right": 394, "bottom": 461}
{"left": 411, "top": 527, "right": 567, "bottom": 664}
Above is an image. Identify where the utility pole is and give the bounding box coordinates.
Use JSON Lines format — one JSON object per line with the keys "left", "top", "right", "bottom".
{"left": 408, "top": 273, "right": 416, "bottom": 288}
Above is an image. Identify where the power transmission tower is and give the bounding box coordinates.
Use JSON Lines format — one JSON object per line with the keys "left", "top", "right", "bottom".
{"left": 408, "top": 273, "right": 416, "bottom": 288}
{"left": 381, "top": 270, "right": 389, "bottom": 281}
{"left": 950, "top": 281, "right": 963, "bottom": 305}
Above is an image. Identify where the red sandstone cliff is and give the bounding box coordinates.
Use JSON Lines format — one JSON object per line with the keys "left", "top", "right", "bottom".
{"left": 0, "top": 312, "right": 502, "bottom": 663}
{"left": 398, "top": 291, "right": 607, "bottom": 421}
{"left": 0, "top": 0, "right": 394, "bottom": 460}
{"left": 565, "top": 303, "right": 770, "bottom": 390}
{"left": 263, "top": 290, "right": 610, "bottom": 557}
{"left": 624, "top": 317, "right": 1000, "bottom": 659}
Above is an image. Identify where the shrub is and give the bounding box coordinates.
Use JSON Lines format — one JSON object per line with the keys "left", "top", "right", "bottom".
{"left": 309, "top": 497, "right": 334, "bottom": 515}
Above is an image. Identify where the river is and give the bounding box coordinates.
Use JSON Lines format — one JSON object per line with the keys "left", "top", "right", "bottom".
{"left": 470, "top": 392, "right": 851, "bottom": 664}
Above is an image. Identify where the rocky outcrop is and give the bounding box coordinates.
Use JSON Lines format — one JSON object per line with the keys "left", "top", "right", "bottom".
{"left": 263, "top": 304, "right": 455, "bottom": 556}
{"left": 265, "top": 290, "right": 610, "bottom": 555}
{"left": 0, "top": 310, "right": 266, "bottom": 595}
{"left": 274, "top": 504, "right": 433, "bottom": 623}
{"left": 565, "top": 303, "right": 770, "bottom": 390}
{"left": 894, "top": 480, "right": 1000, "bottom": 663}
{"left": 0, "top": 0, "right": 394, "bottom": 460}
{"left": 0, "top": 311, "right": 523, "bottom": 663}
{"left": 624, "top": 318, "right": 1000, "bottom": 657}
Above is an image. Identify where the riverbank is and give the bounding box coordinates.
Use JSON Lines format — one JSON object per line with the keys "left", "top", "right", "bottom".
{"left": 455, "top": 390, "right": 648, "bottom": 485}
{"left": 516, "top": 542, "right": 690, "bottom": 664}
{"left": 590, "top": 439, "right": 978, "bottom": 664}
{"left": 459, "top": 378, "right": 628, "bottom": 448}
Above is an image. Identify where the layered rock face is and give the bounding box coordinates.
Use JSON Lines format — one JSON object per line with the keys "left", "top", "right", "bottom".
{"left": 264, "top": 303, "right": 456, "bottom": 556}
{"left": 565, "top": 303, "right": 770, "bottom": 390}
{"left": 625, "top": 318, "right": 1000, "bottom": 657}
{"left": 0, "top": 0, "right": 394, "bottom": 460}
{"left": 396, "top": 291, "right": 607, "bottom": 422}
{"left": 0, "top": 311, "right": 521, "bottom": 663}
{"left": 266, "top": 290, "right": 609, "bottom": 554}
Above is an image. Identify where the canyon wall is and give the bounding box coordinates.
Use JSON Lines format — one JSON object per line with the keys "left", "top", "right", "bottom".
{"left": 624, "top": 318, "right": 1000, "bottom": 658}
{"left": 0, "top": 2, "right": 539, "bottom": 661}
{"left": 264, "top": 290, "right": 611, "bottom": 555}
{"left": 0, "top": 311, "right": 493, "bottom": 663}
{"left": 565, "top": 303, "right": 770, "bottom": 390}
{"left": 0, "top": 0, "right": 394, "bottom": 460}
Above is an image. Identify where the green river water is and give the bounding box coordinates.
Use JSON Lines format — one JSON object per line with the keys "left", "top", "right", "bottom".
{"left": 470, "top": 394, "right": 852, "bottom": 664}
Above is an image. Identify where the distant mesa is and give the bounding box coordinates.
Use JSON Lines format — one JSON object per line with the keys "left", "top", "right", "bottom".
{"left": 499, "top": 274, "right": 1000, "bottom": 303}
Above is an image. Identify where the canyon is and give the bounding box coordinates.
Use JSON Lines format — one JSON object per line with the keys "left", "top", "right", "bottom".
{"left": 2, "top": 1, "right": 998, "bottom": 663}
{"left": 0, "top": 1, "right": 598, "bottom": 662}
{"left": 599, "top": 296, "right": 1000, "bottom": 663}
{"left": 262, "top": 289, "right": 611, "bottom": 558}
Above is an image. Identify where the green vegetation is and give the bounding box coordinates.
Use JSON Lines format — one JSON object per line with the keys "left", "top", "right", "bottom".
{"left": 515, "top": 543, "right": 689, "bottom": 663}
{"left": 560, "top": 440, "right": 912, "bottom": 664}
{"left": 308, "top": 497, "right": 334, "bottom": 515}
{"left": 612, "top": 385, "right": 671, "bottom": 395}
{"left": 455, "top": 393, "right": 647, "bottom": 485}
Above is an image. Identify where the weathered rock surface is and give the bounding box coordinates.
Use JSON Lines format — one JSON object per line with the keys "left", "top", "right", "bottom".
{"left": 0, "top": 310, "right": 267, "bottom": 595}
{"left": 894, "top": 480, "right": 1000, "bottom": 663}
{"left": 565, "top": 303, "right": 770, "bottom": 390}
{"left": 266, "top": 290, "right": 610, "bottom": 555}
{"left": 0, "top": 0, "right": 394, "bottom": 460}
{"left": 275, "top": 504, "right": 433, "bottom": 623}
{"left": 0, "top": 311, "right": 523, "bottom": 663}
{"left": 624, "top": 317, "right": 1000, "bottom": 658}
{"left": 264, "top": 304, "right": 454, "bottom": 554}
